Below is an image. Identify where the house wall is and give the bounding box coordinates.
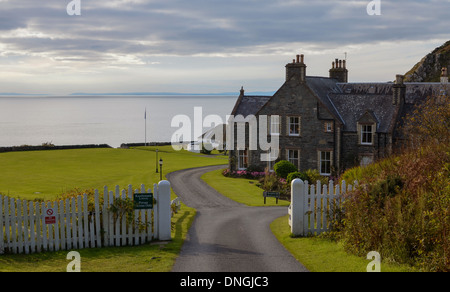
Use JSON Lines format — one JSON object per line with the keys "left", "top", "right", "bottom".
{"left": 229, "top": 77, "right": 340, "bottom": 174}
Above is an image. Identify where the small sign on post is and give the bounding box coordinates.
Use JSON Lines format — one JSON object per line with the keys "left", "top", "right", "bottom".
{"left": 263, "top": 191, "right": 280, "bottom": 204}
{"left": 133, "top": 193, "right": 154, "bottom": 210}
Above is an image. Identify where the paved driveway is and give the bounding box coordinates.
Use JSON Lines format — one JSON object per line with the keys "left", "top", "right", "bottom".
{"left": 167, "top": 165, "right": 308, "bottom": 272}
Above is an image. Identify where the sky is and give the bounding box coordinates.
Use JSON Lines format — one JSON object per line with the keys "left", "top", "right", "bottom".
{"left": 0, "top": 0, "right": 449, "bottom": 95}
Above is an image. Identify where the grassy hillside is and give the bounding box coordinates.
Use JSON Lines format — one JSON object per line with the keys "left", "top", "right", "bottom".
{"left": 404, "top": 40, "right": 450, "bottom": 82}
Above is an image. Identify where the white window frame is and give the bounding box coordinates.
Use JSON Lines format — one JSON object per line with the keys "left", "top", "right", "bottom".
{"left": 288, "top": 116, "right": 301, "bottom": 136}
{"left": 287, "top": 149, "right": 300, "bottom": 170}
{"left": 319, "top": 151, "right": 332, "bottom": 176}
{"left": 269, "top": 115, "right": 280, "bottom": 136}
{"left": 360, "top": 124, "right": 373, "bottom": 145}
{"left": 325, "top": 122, "right": 333, "bottom": 133}
{"left": 238, "top": 149, "right": 249, "bottom": 170}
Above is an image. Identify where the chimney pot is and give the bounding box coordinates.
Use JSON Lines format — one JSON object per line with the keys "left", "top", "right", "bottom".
{"left": 395, "top": 74, "right": 404, "bottom": 85}
{"left": 343, "top": 60, "right": 346, "bottom": 69}
{"left": 296, "top": 55, "right": 300, "bottom": 63}
{"left": 300, "top": 54, "right": 304, "bottom": 64}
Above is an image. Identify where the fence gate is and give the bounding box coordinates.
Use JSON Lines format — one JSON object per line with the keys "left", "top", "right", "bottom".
{"left": 288, "top": 179, "right": 355, "bottom": 237}
{"left": 0, "top": 180, "right": 173, "bottom": 255}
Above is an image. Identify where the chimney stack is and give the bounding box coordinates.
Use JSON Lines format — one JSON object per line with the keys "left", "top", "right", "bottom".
{"left": 329, "top": 58, "right": 348, "bottom": 83}
{"left": 393, "top": 74, "right": 406, "bottom": 106}
{"left": 286, "top": 54, "right": 307, "bottom": 83}
{"left": 441, "top": 67, "right": 448, "bottom": 84}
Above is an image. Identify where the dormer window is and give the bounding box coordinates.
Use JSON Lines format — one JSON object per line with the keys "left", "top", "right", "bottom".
{"left": 361, "top": 125, "right": 373, "bottom": 145}
{"left": 357, "top": 111, "right": 377, "bottom": 146}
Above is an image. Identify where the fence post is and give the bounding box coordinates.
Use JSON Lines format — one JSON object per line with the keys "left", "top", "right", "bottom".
{"left": 157, "top": 180, "right": 171, "bottom": 241}
{"left": 291, "top": 178, "right": 304, "bottom": 237}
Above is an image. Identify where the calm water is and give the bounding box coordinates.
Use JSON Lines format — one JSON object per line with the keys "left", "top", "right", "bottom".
{"left": 0, "top": 95, "right": 238, "bottom": 148}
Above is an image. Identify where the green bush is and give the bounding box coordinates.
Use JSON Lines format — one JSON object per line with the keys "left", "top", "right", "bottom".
{"left": 304, "top": 169, "right": 328, "bottom": 185}
{"left": 286, "top": 171, "right": 308, "bottom": 184}
{"left": 335, "top": 144, "right": 450, "bottom": 271}
{"left": 273, "top": 160, "right": 297, "bottom": 179}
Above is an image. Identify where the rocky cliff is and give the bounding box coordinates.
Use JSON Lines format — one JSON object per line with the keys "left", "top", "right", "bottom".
{"left": 404, "top": 40, "right": 450, "bottom": 82}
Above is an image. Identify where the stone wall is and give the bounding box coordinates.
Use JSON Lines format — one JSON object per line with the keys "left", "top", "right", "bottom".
{"left": 0, "top": 144, "right": 112, "bottom": 153}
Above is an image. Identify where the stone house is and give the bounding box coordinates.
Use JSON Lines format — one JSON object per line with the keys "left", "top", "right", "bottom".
{"left": 228, "top": 54, "right": 449, "bottom": 176}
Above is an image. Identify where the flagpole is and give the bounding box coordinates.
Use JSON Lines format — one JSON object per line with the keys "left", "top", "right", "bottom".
{"left": 144, "top": 108, "right": 147, "bottom": 146}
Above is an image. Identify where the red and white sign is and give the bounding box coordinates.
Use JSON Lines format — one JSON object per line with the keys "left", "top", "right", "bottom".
{"left": 45, "top": 208, "right": 56, "bottom": 224}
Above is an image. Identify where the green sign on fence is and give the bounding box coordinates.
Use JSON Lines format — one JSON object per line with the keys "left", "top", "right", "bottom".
{"left": 133, "top": 193, "right": 154, "bottom": 209}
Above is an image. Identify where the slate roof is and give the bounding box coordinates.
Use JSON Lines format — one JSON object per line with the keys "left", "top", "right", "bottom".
{"left": 328, "top": 92, "right": 395, "bottom": 132}
{"left": 231, "top": 95, "right": 271, "bottom": 117}
{"left": 231, "top": 77, "right": 448, "bottom": 134}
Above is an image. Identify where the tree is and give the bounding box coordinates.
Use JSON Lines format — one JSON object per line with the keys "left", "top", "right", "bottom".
{"left": 401, "top": 94, "right": 450, "bottom": 150}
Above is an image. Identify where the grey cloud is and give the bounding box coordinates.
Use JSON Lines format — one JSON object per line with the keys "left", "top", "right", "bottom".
{"left": 0, "top": 0, "right": 448, "bottom": 62}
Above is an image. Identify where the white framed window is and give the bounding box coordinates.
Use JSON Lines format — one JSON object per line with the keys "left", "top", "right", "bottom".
{"left": 325, "top": 122, "right": 333, "bottom": 133}
{"left": 288, "top": 116, "right": 300, "bottom": 136}
{"left": 319, "top": 151, "right": 332, "bottom": 176}
{"left": 287, "top": 149, "right": 300, "bottom": 170}
{"left": 361, "top": 125, "right": 373, "bottom": 145}
{"left": 238, "top": 149, "right": 248, "bottom": 170}
{"left": 269, "top": 115, "right": 280, "bottom": 135}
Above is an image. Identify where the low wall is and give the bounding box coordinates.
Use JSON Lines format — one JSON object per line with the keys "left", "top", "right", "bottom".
{"left": 0, "top": 144, "right": 112, "bottom": 153}
{"left": 120, "top": 142, "right": 189, "bottom": 148}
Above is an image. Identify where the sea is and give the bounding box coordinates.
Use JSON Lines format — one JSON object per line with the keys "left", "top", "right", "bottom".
{"left": 0, "top": 95, "right": 239, "bottom": 148}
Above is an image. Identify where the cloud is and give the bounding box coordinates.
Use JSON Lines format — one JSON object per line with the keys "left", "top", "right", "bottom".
{"left": 0, "top": 0, "right": 448, "bottom": 93}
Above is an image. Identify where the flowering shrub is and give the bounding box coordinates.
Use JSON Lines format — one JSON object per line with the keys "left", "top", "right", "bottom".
{"left": 222, "top": 169, "right": 266, "bottom": 180}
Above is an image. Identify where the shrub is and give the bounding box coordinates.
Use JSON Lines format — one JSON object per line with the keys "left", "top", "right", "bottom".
{"left": 259, "top": 172, "right": 289, "bottom": 199}
{"left": 273, "top": 160, "right": 297, "bottom": 179}
{"left": 286, "top": 171, "right": 308, "bottom": 184}
{"left": 222, "top": 169, "right": 265, "bottom": 180}
{"left": 200, "top": 143, "right": 213, "bottom": 154}
{"left": 304, "top": 169, "right": 328, "bottom": 185}
{"left": 336, "top": 144, "right": 450, "bottom": 271}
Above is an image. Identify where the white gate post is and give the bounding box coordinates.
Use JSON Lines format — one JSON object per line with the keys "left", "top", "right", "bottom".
{"left": 291, "top": 179, "right": 304, "bottom": 237}
{"left": 157, "top": 180, "right": 172, "bottom": 241}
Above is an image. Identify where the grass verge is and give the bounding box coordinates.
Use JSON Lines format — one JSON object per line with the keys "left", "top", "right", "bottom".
{"left": 201, "top": 169, "right": 290, "bottom": 207}
{"left": 270, "top": 215, "right": 418, "bottom": 272}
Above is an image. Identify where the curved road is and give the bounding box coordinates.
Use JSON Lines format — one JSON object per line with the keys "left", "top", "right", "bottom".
{"left": 167, "top": 165, "right": 308, "bottom": 272}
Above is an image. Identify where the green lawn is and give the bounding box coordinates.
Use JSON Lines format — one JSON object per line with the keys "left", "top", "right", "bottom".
{"left": 0, "top": 146, "right": 228, "bottom": 200}
{"left": 270, "top": 215, "right": 418, "bottom": 272}
{"left": 0, "top": 146, "right": 225, "bottom": 272}
{"left": 201, "top": 169, "right": 290, "bottom": 207}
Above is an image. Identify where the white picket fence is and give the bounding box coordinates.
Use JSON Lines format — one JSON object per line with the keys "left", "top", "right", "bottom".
{"left": 0, "top": 180, "right": 174, "bottom": 255}
{"left": 288, "top": 179, "right": 355, "bottom": 236}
